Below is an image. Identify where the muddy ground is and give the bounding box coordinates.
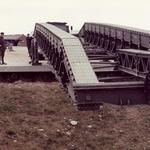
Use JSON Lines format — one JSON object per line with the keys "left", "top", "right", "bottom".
{"left": 0, "top": 81, "right": 149, "bottom": 150}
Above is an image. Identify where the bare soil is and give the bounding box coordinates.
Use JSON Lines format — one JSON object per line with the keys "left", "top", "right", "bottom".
{"left": 0, "top": 81, "right": 149, "bottom": 150}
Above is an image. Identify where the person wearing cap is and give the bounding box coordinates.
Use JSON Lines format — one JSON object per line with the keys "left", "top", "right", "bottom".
{"left": 144, "top": 71, "right": 150, "bottom": 104}
{"left": 30, "top": 37, "right": 41, "bottom": 65}
{"left": 26, "top": 33, "right": 33, "bottom": 63}
{"left": 0, "top": 32, "right": 6, "bottom": 64}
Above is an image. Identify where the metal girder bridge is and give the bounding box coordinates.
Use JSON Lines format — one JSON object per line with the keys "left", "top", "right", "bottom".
{"left": 33, "top": 22, "right": 150, "bottom": 110}
{"left": 79, "top": 22, "right": 150, "bottom": 77}
{"left": 117, "top": 49, "right": 150, "bottom": 78}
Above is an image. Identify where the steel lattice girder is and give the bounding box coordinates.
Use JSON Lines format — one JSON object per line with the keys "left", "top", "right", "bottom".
{"left": 117, "top": 49, "right": 150, "bottom": 78}
{"left": 79, "top": 22, "right": 150, "bottom": 52}
{"left": 79, "top": 22, "right": 150, "bottom": 78}
{"left": 33, "top": 23, "right": 149, "bottom": 110}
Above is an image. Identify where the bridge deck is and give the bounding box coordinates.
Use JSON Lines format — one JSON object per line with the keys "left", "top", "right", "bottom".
{"left": 0, "top": 46, "right": 51, "bottom": 72}
{"left": 39, "top": 23, "right": 98, "bottom": 84}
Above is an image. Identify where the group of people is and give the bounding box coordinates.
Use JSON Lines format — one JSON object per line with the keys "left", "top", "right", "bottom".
{"left": 0, "top": 32, "right": 40, "bottom": 65}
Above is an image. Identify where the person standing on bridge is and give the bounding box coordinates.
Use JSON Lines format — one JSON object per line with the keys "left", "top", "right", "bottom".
{"left": 0, "top": 32, "right": 6, "bottom": 65}
{"left": 26, "top": 34, "right": 33, "bottom": 63}
{"left": 144, "top": 71, "right": 150, "bottom": 104}
{"left": 30, "top": 37, "right": 41, "bottom": 65}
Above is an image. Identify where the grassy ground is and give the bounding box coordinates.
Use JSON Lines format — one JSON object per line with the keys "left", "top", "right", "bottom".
{"left": 0, "top": 81, "right": 149, "bottom": 150}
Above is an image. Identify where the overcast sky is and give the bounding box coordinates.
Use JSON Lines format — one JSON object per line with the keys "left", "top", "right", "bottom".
{"left": 0, "top": 0, "right": 150, "bottom": 34}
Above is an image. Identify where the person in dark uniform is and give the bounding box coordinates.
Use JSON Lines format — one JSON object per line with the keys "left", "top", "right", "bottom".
{"left": 0, "top": 32, "right": 6, "bottom": 64}
{"left": 144, "top": 71, "right": 150, "bottom": 104}
{"left": 26, "top": 34, "right": 33, "bottom": 63}
{"left": 30, "top": 37, "right": 41, "bottom": 65}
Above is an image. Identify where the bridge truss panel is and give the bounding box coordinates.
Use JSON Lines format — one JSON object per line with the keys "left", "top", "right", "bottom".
{"left": 33, "top": 22, "right": 149, "bottom": 110}
{"left": 35, "top": 23, "right": 98, "bottom": 84}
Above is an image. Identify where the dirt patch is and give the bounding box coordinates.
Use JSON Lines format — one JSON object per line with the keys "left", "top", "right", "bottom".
{"left": 0, "top": 81, "right": 149, "bottom": 150}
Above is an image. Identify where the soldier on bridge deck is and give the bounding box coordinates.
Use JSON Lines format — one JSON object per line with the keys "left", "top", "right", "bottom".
{"left": 0, "top": 32, "right": 7, "bottom": 65}
{"left": 26, "top": 33, "right": 33, "bottom": 63}
{"left": 30, "top": 37, "right": 41, "bottom": 65}
{"left": 144, "top": 71, "right": 150, "bottom": 104}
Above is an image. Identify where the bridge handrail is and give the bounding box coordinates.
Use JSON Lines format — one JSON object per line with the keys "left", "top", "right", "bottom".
{"left": 34, "top": 23, "right": 98, "bottom": 84}
{"left": 79, "top": 22, "right": 150, "bottom": 50}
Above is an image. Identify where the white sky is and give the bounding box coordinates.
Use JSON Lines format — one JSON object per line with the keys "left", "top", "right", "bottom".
{"left": 0, "top": 0, "right": 150, "bottom": 34}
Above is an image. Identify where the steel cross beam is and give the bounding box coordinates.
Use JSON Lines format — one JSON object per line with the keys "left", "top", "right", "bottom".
{"left": 79, "top": 22, "right": 150, "bottom": 78}
{"left": 33, "top": 23, "right": 148, "bottom": 110}
{"left": 117, "top": 49, "right": 150, "bottom": 78}
{"left": 79, "top": 22, "right": 150, "bottom": 53}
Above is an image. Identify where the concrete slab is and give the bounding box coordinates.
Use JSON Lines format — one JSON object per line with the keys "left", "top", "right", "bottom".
{"left": 0, "top": 46, "right": 52, "bottom": 72}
